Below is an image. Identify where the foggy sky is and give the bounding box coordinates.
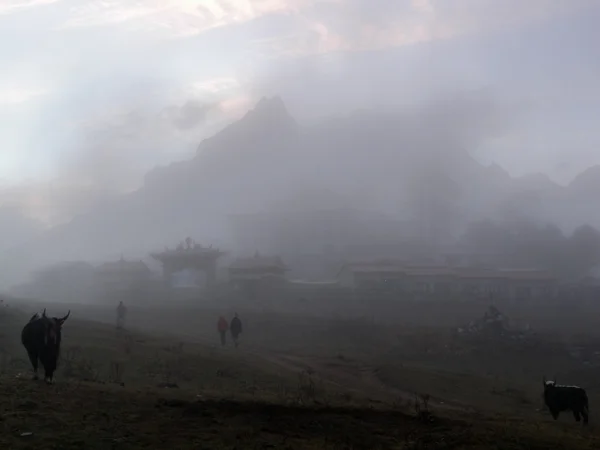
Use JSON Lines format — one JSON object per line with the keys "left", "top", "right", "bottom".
{"left": 1, "top": 0, "right": 600, "bottom": 225}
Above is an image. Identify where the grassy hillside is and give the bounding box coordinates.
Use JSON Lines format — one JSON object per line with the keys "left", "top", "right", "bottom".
{"left": 1, "top": 304, "right": 599, "bottom": 449}
{"left": 1, "top": 379, "right": 598, "bottom": 450}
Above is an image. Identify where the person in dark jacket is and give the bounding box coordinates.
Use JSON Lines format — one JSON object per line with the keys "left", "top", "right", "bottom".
{"left": 116, "top": 301, "right": 127, "bottom": 330}
{"left": 230, "top": 313, "right": 242, "bottom": 348}
{"left": 217, "top": 316, "right": 228, "bottom": 346}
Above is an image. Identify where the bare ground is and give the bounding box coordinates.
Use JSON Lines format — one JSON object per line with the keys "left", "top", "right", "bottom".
{"left": 1, "top": 301, "right": 600, "bottom": 449}
{"left": 1, "top": 377, "right": 598, "bottom": 450}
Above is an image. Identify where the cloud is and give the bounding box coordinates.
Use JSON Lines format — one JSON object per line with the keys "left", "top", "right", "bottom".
{"left": 427, "top": 0, "right": 597, "bottom": 36}
{"left": 0, "top": 0, "right": 598, "bottom": 229}
{"left": 0, "top": 203, "right": 44, "bottom": 253}
{"left": 218, "top": 95, "right": 254, "bottom": 117}
{"left": 254, "top": 0, "right": 598, "bottom": 57}
{"left": 61, "top": 107, "right": 195, "bottom": 192}
{"left": 187, "top": 77, "right": 240, "bottom": 96}
{"left": 0, "top": 66, "right": 251, "bottom": 224}
{"left": 0, "top": 102, "right": 217, "bottom": 226}
{"left": 4, "top": 95, "right": 253, "bottom": 226}
{"left": 0, "top": 181, "right": 116, "bottom": 226}
{"left": 56, "top": 81, "right": 246, "bottom": 191}
{"left": 0, "top": 0, "right": 60, "bottom": 16}
{"left": 60, "top": 0, "right": 340, "bottom": 38}
{"left": 161, "top": 100, "right": 217, "bottom": 131}
{"left": 411, "top": 0, "right": 434, "bottom": 14}
{"left": 0, "top": 86, "right": 47, "bottom": 105}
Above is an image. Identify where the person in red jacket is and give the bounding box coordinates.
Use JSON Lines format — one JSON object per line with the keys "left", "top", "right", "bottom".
{"left": 217, "top": 316, "right": 229, "bottom": 346}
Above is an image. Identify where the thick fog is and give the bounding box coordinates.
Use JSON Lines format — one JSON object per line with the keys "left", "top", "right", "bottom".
{"left": 1, "top": 0, "right": 600, "bottom": 288}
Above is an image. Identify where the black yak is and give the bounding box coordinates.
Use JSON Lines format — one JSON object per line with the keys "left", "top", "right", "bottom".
{"left": 543, "top": 377, "right": 589, "bottom": 424}
{"left": 21, "top": 308, "right": 70, "bottom": 383}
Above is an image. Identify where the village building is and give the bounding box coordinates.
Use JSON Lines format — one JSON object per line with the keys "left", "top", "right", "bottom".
{"left": 568, "top": 263, "right": 600, "bottom": 302}
{"left": 498, "top": 269, "right": 558, "bottom": 300}
{"left": 228, "top": 208, "right": 420, "bottom": 280}
{"left": 16, "top": 261, "right": 95, "bottom": 302}
{"left": 151, "top": 238, "right": 224, "bottom": 290}
{"left": 336, "top": 261, "right": 558, "bottom": 301}
{"left": 453, "top": 268, "right": 509, "bottom": 297}
{"left": 228, "top": 254, "right": 288, "bottom": 301}
{"left": 229, "top": 254, "right": 287, "bottom": 284}
{"left": 93, "top": 257, "right": 154, "bottom": 302}
{"left": 440, "top": 249, "right": 508, "bottom": 268}
{"left": 403, "top": 266, "right": 459, "bottom": 295}
{"left": 337, "top": 260, "right": 406, "bottom": 292}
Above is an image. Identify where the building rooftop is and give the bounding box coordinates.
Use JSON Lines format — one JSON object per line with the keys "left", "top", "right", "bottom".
{"left": 339, "top": 262, "right": 556, "bottom": 281}
{"left": 229, "top": 254, "right": 287, "bottom": 271}
{"left": 405, "top": 267, "right": 458, "bottom": 277}
{"left": 288, "top": 279, "right": 339, "bottom": 286}
{"left": 34, "top": 261, "right": 95, "bottom": 277}
{"left": 151, "top": 240, "right": 224, "bottom": 262}
{"left": 96, "top": 259, "right": 151, "bottom": 274}
{"left": 496, "top": 269, "right": 555, "bottom": 281}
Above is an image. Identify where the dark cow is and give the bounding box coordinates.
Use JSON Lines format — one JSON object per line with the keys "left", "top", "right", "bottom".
{"left": 543, "top": 377, "right": 589, "bottom": 424}
{"left": 21, "top": 308, "right": 70, "bottom": 383}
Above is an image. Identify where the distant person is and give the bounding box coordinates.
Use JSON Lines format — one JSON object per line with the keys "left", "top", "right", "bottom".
{"left": 217, "top": 316, "right": 229, "bottom": 346}
{"left": 116, "top": 301, "right": 127, "bottom": 330}
{"left": 230, "top": 313, "right": 242, "bottom": 348}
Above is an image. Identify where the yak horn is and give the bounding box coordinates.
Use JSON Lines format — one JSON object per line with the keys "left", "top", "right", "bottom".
{"left": 61, "top": 310, "right": 70, "bottom": 322}
{"left": 42, "top": 308, "right": 47, "bottom": 317}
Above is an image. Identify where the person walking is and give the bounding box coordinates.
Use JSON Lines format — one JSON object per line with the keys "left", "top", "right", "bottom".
{"left": 116, "top": 301, "right": 127, "bottom": 330}
{"left": 230, "top": 313, "right": 242, "bottom": 348}
{"left": 217, "top": 316, "right": 229, "bottom": 346}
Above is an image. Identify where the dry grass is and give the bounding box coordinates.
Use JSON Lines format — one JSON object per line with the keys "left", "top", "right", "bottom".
{"left": 1, "top": 302, "right": 600, "bottom": 449}
{"left": 0, "top": 378, "right": 598, "bottom": 450}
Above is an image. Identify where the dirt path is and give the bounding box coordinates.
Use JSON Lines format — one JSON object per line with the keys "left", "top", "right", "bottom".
{"left": 263, "top": 353, "right": 469, "bottom": 413}
{"left": 193, "top": 334, "right": 471, "bottom": 415}
{"left": 122, "top": 321, "right": 470, "bottom": 414}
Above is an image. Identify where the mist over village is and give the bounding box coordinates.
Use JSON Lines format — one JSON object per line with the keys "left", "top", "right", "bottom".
{"left": 1, "top": 1, "right": 600, "bottom": 448}
{"left": 7, "top": 93, "right": 600, "bottom": 305}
